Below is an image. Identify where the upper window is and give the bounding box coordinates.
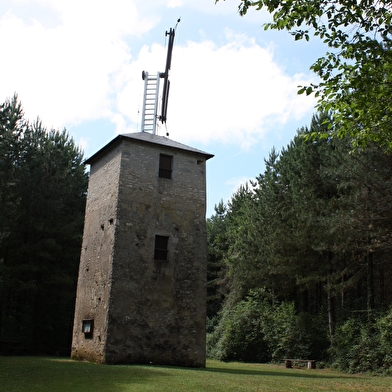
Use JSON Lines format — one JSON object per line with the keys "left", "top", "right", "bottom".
{"left": 154, "top": 235, "right": 169, "bottom": 261}
{"left": 159, "top": 154, "right": 173, "bottom": 179}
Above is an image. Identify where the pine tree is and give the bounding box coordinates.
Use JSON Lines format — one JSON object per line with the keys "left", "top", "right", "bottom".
{"left": 0, "top": 96, "right": 88, "bottom": 353}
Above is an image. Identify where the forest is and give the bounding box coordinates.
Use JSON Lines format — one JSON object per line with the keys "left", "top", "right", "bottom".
{"left": 0, "top": 0, "right": 390, "bottom": 374}
{"left": 206, "top": 113, "right": 392, "bottom": 373}
{"left": 1, "top": 94, "right": 392, "bottom": 373}
{"left": 0, "top": 95, "right": 88, "bottom": 355}
{"left": 210, "top": 0, "right": 392, "bottom": 374}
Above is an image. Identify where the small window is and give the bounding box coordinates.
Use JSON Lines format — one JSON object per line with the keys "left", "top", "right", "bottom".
{"left": 154, "top": 235, "right": 169, "bottom": 260}
{"left": 159, "top": 154, "right": 173, "bottom": 179}
{"left": 82, "top": 319, "right": 94, "bottom": 339}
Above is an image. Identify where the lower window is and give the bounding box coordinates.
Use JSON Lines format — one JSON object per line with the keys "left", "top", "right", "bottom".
{"left": 154, "top": 235, "right": 169, "bottom": 260}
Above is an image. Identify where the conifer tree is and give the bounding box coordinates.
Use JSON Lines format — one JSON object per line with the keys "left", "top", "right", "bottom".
{"left": 0, "top": 96, "right": 88, "bottom": 353}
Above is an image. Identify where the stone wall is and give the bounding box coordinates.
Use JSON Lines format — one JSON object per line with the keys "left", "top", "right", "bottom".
{"left": 71, "top": 135, "right": 209, "bottom": 367}
{"left": 106, "top": 139, "right": 207, "bottom": 366}
{"left": 71, "top": 144, "right": 121, "bottom": 363}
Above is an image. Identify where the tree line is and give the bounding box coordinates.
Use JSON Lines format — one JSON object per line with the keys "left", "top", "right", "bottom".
{"left": 206, "top": 113, "right": 392, "bottom": 373}
{"left": 0, "top": 95, "right": 88, "bottom": 354}
{"left": 211, "top": 0, "right": 392, "bottom": 373}
{"left": 1, "top": 94, "right": 392, "bottom": 372}
{"left": 218, "top": 0, "right": 392, "bottom": 151}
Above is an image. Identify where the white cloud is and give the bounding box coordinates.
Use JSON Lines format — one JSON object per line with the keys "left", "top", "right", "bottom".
{"left": 167, "top": 0, "right": 183, "bottom": 8}
{"left": 118, "top": 31, "right": 316, "bottom": 149}
{"left": 0, "top": 1, "right": 155, "bottom": 127}
{"left": 78, "top": 136, "right": 88, "bottom": 152}
{"left": 226, "top": 176, "right": 250, "bottom": 192}
{"left": 0, "top": 1, "right": 316, "bottom": 151}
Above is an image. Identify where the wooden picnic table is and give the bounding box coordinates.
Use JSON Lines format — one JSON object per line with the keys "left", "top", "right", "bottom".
{"left": 284, "top": 359, "right": 317, "bottom": 369}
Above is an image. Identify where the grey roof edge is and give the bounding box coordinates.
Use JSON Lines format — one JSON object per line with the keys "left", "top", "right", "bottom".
{"left": 85, "top": 132, "right": 214, "bottom": 165}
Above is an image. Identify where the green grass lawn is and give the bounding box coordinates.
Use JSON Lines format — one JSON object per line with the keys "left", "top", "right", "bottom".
{"left": 1, "top": 356, "right": 391, "bottom": 392}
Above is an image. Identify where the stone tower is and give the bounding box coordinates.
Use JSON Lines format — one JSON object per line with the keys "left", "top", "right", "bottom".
{"left": 71, "top": 132, "right": 213, "bottom": 367}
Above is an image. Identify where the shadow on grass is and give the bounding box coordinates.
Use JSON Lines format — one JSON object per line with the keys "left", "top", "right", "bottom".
{"left": 0, "top": 356, "right": 171, "bottom": 392}
{"left": 0, "top": 356, "right": 361, "bottom": 392}
{"left": 136, "top": 359, "right": 359, "bottom": 381}
{"left": 200, "top": 364, "right": 358, "bottom": 380}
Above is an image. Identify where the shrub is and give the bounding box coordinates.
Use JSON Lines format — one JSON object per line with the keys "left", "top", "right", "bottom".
{"left": 331, "top": 308, "right": 392, "bottom": 374}
{"left": 208, "top": 291, "right": 271, "bottom": 362}
{"left": 207, "top": 289, "right": 329, "bottom": 363}
{"left": 265, "top": 305, "right": 328, "bottom": 362}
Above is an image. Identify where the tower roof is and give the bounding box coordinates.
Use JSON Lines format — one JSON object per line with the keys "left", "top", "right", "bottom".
{"left": 85, "top": 132, "right": 214, "bottom": 165}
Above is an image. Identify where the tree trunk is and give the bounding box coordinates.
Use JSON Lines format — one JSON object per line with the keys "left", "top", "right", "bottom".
{"left": 367, "top": 250, "right": 375, "bottom": 314}
{"left": 326, "top": 252, "right": 335, "bottom": 344}
{"left": 0, "top": 292, "right": 3, "bottom": 341}
{"left": 327, "top": 276, "right": 335, "bottom": 343}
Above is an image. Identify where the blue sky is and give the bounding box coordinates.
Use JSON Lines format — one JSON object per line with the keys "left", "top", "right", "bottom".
{"left": 0, "top": 0, "right": 326, "bottom": 217}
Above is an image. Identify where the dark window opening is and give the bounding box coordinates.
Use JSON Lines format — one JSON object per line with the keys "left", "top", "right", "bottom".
{"left": 159, "top": 154, "right": 173, "bottom": 179}
{"left": 154, "top": 235, "right": 169, "bottom": 260}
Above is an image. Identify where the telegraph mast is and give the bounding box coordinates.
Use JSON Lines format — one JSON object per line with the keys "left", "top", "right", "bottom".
{"left": 141, "top": 19, "right": 180, "bottom": 135}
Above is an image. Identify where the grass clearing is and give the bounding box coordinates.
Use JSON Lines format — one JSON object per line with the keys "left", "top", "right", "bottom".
{"left": 0, "top": 356, "right": 391, "bottom": 392}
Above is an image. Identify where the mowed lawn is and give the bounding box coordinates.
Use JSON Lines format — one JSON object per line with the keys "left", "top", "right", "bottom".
{"left": 1, "top": 356, "right": 391, "bottom": 392}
